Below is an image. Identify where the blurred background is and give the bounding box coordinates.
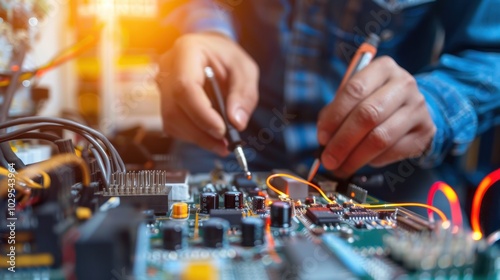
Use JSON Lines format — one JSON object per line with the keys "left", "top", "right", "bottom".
{"left": 1, "top": 0, "right": 188, "bottom": 169}
{"left": 1, "top": 0, "right": 184, "bottom": 130}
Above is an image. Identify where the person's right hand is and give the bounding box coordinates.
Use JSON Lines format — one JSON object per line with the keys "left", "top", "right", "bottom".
{"left": 157, "top": 32, "right": 259, "bottom": 156}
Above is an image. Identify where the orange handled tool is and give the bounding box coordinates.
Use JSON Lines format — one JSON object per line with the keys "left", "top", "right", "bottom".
{"left": 307, "top": 33, "right": 380, "bottom": 182}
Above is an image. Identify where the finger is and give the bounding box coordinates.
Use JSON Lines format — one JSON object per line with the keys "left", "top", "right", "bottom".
{"left": 321, "top": 77, "right": 409, "bottom": 170}
{"left": 162, "top": 104, "right": 230, "bottom": 156}
{"left": 226, "top": 56, "right": 259, "bottom": 131}
{"left": 171, "top": 46, "right": 227, "bottom": 139}
{"left": 369, "top": 124, "right": 436, "bottom": 168}
{"left": 332, "top": 105, "right": 418, "bottom": 177}
{"left": 317, "top": 56, "right": 399, "bottom": 146}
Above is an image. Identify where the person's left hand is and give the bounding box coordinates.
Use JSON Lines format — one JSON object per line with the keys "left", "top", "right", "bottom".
{"left": 317, "top": 56, "right": 436, "bottom": 178}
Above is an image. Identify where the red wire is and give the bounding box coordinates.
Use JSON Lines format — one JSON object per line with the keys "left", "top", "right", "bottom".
{"left": 471, "top": 168, "right": 500, "bottom": 240}
{"left": 427, "top": 181, "right": 463, "bottom": 228}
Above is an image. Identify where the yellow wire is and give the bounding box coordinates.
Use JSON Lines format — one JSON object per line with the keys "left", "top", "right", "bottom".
{"left": 266, "top": 173, "right": 333, "bottom": 203}
{"left": 0, "top": 167, "right": 45, "bottom": 188}
{"left": 18, "top": 154, "right": 90, "bottom": 187}
{"left": 0, "top": 154, "right": 90, "bottom": 198}
{"left": 361, "top": 203, "right": 448, "bottom": 222}
{"left": 38, "top": 171, "right": 51, "bottom": 188}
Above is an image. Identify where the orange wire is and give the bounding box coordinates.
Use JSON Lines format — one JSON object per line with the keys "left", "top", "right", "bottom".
{"left": 265, "top": 174, "right": 448, "bottom": 223}
{"left": 361, "top": 203, "right": 448, "bottom": 222}
{"left": 266, "top": 173, "right": 333, "bottom": 203}
{"left": 471, "top": 168, "right": 500, "bottom": 240}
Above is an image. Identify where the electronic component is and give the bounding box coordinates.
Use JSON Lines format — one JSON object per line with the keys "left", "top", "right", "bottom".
{"left": 270, "top": 169, "right": 308, "bottom": 199}
{"left": 75, "top": 205, "right": 145, "bottom": 280}
{"left": 306, "top": 207, "right": 342, "bottom": 225}
{"left": 202, "top": 218, "right": 229, "bottom": 248}
{"left": 200, "top": 192, "right": 219, "bottom": 214}
{"left": 100, "top": 171, "right": 172, "bottom": 215}
{"left": 233, "top": 173, "right": 258, "bottom": 191}
{"left": 304, "top": 197, "right": 315, "bottom": 205}
{"left": 164, "top": 170, "right": 189, "bottom": 200}
{"left": 342, "top": 201, "right": 354, "bottom": 208}
{"left": 162, "top": 221, "right": 187, "bottom": 251}
{"left": 224, "top": 191, "right": 244, "bottom": 209}
{"left": 241, "top": 217, "right": 265, "bottom": 247}
{"left": 339, "top": 227, "right": 354, "bottom": 240}
{"left": 384, "top": 227, "right": 477, "bottom": 275}
{"left": 209, "top": 209, "right": 243, "bottom": 227}
{"left": 378, "top": 210, "right": 397, "bottom": 220}
{"left": 171, "top": 202, "right": 188, "bottom": 219}
{"left": 395, "top": 210, "right": 435, "bottom": 232}
{"left": 330, "top": 206, "right": 345, "bottom": 214}
{"left": 270, "top": 201, "right": 291, "bottom": 228}
{"left": 343, "top": 210, "right": 378, "bottom": 220}
{"left": 346, "top": 184, "right": 368, "bottom": 203}
{"left": 252, "top": 196, "right": 266, "bottom": 212}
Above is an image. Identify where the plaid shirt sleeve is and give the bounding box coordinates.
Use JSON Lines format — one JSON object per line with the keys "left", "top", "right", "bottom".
{"left": 163, "top": 0, "right": 236, "bottom": 40}
{"left": 416, "top": 0, "right": 500, "bottom": 167}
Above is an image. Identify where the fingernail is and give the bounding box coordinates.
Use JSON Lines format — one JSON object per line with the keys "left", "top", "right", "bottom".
{"left": 234, "top": 108, "right": 248, "bottom": 128}
{"left": 323, "top": 154, "right": 339, "bottom": 170}
{"left": 318, "top": 131, "right": 329, "bottom": 145}
{"left": 212, "top": 145, "right": 229, "bottom": 156}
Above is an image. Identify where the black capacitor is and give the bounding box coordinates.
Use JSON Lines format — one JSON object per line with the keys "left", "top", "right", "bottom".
{"left": 200, "top": 192, "right": 219, "bottom": 214}
{"left": 162, "top": 221, "right": 186, "bottom": 250}
{"left": 241, "top": 217, "right": 265, "bottom": 247}
{"left": 252, "top": 196, "right": 266, "bottom": 212}
{"left": 202, "top": 218, "right": 229, "bottom": 248}
{"left": 270, "top": 201, "right": 292, "bottom": 228}
{"left": 224, "top": 191, "right": 244, "bottom": 209}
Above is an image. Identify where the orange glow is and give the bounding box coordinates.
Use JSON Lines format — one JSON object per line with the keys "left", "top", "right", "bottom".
{"left": 471, "top": 169, "right": 500, "bottom": 240}
{"left": 427, "top": 181, "right": 462, "bottom": 228}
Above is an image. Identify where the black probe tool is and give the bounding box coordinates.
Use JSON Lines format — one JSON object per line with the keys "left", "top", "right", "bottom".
{"left": 204, "top": 66, "right": 252, "bottom": 179}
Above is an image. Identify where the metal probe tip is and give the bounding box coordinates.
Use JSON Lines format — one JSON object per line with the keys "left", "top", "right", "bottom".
{"left": 234, "top": 146, "right": 251, "bottom": 179}
{"left": 245, "top": 171, "right": 252, "bottom": 180}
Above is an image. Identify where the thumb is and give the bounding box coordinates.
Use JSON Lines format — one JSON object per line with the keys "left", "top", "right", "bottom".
{"left": 226, "top": 59, "right": 260, "bottom": 131}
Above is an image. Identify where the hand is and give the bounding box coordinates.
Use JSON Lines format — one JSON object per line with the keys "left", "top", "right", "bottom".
{"left": 317, "top": 56, "right": 436, "bottom": 178}
{"left": 157, "top": 32, "right": 259, "bottom": 156}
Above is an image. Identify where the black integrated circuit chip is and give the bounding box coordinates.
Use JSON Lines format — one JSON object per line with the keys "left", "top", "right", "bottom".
{"left": 306, "top": 207, "right": 342, "bottom": 225}
{"left": 209, "top": 209, "right": 243, "bottom": 227}
{"left": 344, "top": 210, "right": 378, "bottom": 220}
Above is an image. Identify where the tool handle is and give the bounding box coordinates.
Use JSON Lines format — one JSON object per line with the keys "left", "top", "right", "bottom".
{"left": 338, "top": 33, "right": 380, "bottom": 91}
{"left": 204, "top": 67, "right": 242, "bottom": 150}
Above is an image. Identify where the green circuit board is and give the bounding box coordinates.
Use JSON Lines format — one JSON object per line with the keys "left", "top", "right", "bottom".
{"left": 129, "top": 172, "right": 497, "bottom": 280}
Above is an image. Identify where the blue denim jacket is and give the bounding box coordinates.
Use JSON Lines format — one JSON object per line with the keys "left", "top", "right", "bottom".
{"left": 165, "top": 0, "right": 500, "bottom": 170}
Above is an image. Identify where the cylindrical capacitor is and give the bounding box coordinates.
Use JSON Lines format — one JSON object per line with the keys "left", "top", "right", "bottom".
{"left": 162, "top": 221, "right": 187, "bottom": 250}
{"left": 241, "top": 217, "right": 265, "bottom": 247}
{"left": 252, "top": 196, "right": 266, "bottom": 212}
{"left": 224, "top": 191, "right": 243, "bottom": 209}
{"left": 200, "top": 192, "right": 219, "bottom": 214}
{"left": 202, "top": 218, "right": 229, "bottom": 248}
{"left": 270, "top": 201, "right": 291, "bottom": 228}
